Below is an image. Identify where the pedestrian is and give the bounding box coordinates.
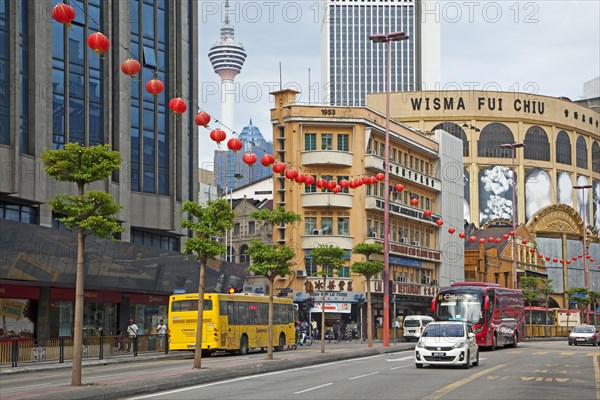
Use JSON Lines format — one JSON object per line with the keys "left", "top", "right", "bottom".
{"left": 333, "top": 320, "right": 341, "bottom": 342}
{"left": 126, "top": 318, "right": 138, "bottom": 352}
{"left": 156, "top": 319, "right": 167, "bottom": 349}
{"left": 311, "top": 319, "right": 318, "bottom": 339}
{"left": 300, "top": 320, "right": 309, "bottom": 344}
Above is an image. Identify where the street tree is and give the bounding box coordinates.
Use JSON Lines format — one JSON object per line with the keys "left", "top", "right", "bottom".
{"left": 41, "top": 143, "right": 122, "bottom": 386}
{"left": 589, "top": 291, "right": 600, "bottom": 326}
{"left": 538, "top": 278, "right": 553, "bottom": 337}
{"left": 566, "top": 287, "right": 591, "bottom": 325}
{"left": 311, "top": 244, "right": 346, "bottom": 353}
{"left": 181, "top": 199, "right": 234, "bottom": 370}
{"left": 351, "top": 243, "right": 384, "bottom": 348}
{"left": 248, "top": 206, "right": 301, "bottom": 360}
{"left": 519, "top": 276, "right": 539, "bottom": 335}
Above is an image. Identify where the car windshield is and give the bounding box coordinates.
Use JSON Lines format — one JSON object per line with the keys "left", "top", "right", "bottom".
{"left": 422, "top": 324, "right": 464, "bottom": 338}
{"left": 404, "top": 320, "right": 422, "bottom": 327}
{"left": 573, "top": 326, "right": 594, "bottom": 333}
{"left": 436, "top": 292, "right": 483, "bottom": 324}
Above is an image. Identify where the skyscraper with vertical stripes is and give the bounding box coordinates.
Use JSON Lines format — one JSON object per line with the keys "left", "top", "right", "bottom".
{"left": 321, "top": 0, "right": 440, "bottom": 106}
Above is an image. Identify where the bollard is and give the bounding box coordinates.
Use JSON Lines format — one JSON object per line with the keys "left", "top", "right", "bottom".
{"left": 133, "top": 335, "right": 138, "bottom": 357}
{"left": 11, "top": 339, "right": 18, "bottom": 368}
{"left": 165, "top": 337, "right": 169, "bottom": 354}
{"left": 59, "top": 337, "right": 64, "bottom": 363}
{"left": 99, "top": 330, "right": 104, "bottom": 360}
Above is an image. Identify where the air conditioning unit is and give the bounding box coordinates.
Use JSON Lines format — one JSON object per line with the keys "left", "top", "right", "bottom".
{"left": 425, "top": 276, "right": 431, "bottom": 284}
{"left": 400, "top": 237, "right": 408, "bottom": 244}
{"left": 296, "top": 270, "right": 307, "bottom": 278}
{"left": 312, "top": 229, "right": 320, "bottom": 235}
{"left": 369, "top": 150, "right": 377, "bottom": 155}
{"left": 412, "top": 241, "right": 420, "bottom": 247}
{"left": 369, "top": 230, "right": 378, "bottom": 238}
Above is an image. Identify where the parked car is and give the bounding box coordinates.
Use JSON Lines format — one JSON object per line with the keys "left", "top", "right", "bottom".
{"left": 568, "top": 325, "right": 599, "bottom": 346}
{"left": 415, "top": 321, "right": 479, "bottom": 369}
{"left": 403, "top": 315, "right": 434, "bottom": 342}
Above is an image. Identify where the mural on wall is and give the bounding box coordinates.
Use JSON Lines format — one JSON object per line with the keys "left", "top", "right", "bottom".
{"left": 576, "top": 176, "right": 590, "bottom": 225}
{"left": 525, "top": 168, "right": 552, "bottom": 220}
{"left": 594, "top": 179, "right": 600, "bottom": 232}
{"left": 464, "top": 169, "right": 470, "bottom": 223}
{"left": 556, "top": 171, "right": 573, "bottom": 206}
{"left": 479, "top": 165, "right": 515, "bottom": 225}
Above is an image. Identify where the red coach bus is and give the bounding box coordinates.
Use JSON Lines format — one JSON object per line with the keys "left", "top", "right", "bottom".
{"left": 431, "top": 282, "right": 525, "bottom": 350}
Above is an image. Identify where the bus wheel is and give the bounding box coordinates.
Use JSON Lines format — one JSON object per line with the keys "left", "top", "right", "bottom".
{"left": 489, "top": 334, "right": 497, "bottom": 351}
{"left": 276, "top": 333, "right": 285, "bottom": 351}
{"left": 201, "top": 349, "right": 212, "bottom": 357}
{"left": 238, "top": 335, "right": 249, "bottom": 355}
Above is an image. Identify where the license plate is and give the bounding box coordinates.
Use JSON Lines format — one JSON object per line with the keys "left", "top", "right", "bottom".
{"left": 432, "top": 352, "right": 445, "bottom": 357}
{"left": 576, "top": 338, "right": 585, "bottom": 341}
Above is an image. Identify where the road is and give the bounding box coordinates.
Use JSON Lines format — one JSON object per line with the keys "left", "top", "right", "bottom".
{"left": 126, "top": 341, "right": 599, "bottom": 400}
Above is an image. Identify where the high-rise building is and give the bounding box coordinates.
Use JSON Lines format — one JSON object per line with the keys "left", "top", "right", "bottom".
{"left": 0, "top": 1, "right": 201, "bottom": 338}
{"left": 321, "top": 0, "right": 440, "bottom": 106}
{"left": 214, "top": 120, "right": 273, "bottom": 190}
{"left": 208, "top": 0, "right": 247, "bottom": 132}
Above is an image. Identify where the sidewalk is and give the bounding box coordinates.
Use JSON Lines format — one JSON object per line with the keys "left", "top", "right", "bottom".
{"left": 1, "top": 340, "right": 415, "bottom": 400}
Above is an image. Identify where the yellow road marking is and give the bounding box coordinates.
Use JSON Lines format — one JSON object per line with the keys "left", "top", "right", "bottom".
{"left": 560, "top": 352, "right": 576, "bottom": 356}
{"left": 421, "top": 364, "right": 507, "bottom": 400}
{"left": 592, "top": 353, "right": 600, "bottom": 400}
{"left": 534, "top": 352, "right": 548, "bottom": 355}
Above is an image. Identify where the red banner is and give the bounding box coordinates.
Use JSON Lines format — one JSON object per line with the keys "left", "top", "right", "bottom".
{"left": 0, "top": 284, "right": 40, "bottom": 299}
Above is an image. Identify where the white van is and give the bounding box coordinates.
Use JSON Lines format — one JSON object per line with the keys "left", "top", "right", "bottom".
{"left": 403, "top": 315, "right": 434, "bottom": 342}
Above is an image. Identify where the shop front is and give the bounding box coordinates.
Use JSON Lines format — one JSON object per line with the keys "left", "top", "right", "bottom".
{"left": 127, "top": 293, "right": 169, "bottom": 335}
{"left": 0, "top": 284, "right": 39, "bottom": 339}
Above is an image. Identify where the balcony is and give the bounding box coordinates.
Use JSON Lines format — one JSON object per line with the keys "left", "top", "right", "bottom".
{"left": 301, "top": 235, "right": 354, "bottom": 250}
{"left": 364, "top": 154, "right": 441, "bottom": 191}
{"left": 301, "top": 150, "right": 353, "bottom": 167}
{"left": 364, "top": 196, "right": 443, "bottom": 226}
{"left": 364, "top": 237, "right": 441, "bottom": 262}
{"left": 301, "top": 192, "right": 353, "bottom": 208}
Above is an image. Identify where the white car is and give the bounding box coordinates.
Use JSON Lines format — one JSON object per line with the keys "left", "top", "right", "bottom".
{"left": 415, "top": 321, "right": 479, "bottom": 369}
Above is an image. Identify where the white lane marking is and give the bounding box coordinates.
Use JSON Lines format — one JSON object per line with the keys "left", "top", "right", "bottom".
{"left": 390, "top": 365, "right": 411, "bottom": 370}
{"left": 293, "top": 383, "right": 333, "bottom": 394}
{"left": 386, "top": 356, "right": 414, "bottom": 361}
{"left": 348, "top": 371, "right": 379, "bottom": 380}
{"left": 1, "top": 382, "right": 54, "bottom": 393}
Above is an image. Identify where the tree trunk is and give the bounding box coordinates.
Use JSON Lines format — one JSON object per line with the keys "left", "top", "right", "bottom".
{"left": 544, "top": 298, "right": 549, "bottom": 337}
{"left": 528, "top": 301, "right": 532, "bottom": 337}
{"left": 71, "top": 225, "right": 85, "bottom": 386}
{"left": 366, "top": 278, "right": 373, "bottom": 348}
{"left": 193, "top": 258, "right": 207, "bottom": 369}
{"left": 267, "top": 278, "right": 274, "bottom": 360}
{"left": 320, "top": 275, "right": 326, "bottom": 353}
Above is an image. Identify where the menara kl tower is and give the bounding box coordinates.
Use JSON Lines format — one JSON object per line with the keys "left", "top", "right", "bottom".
{"left": 208, "top": 0, "right": 247, "bottom": 132}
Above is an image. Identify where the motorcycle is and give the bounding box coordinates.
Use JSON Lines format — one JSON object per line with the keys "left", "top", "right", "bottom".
{"left": 324, "top": 329, "right": 335, "bottom": 343}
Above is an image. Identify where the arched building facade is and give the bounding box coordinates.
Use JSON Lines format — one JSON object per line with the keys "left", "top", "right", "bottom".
{"left": 367, "top": 91, "right": 600, "bottom": 304}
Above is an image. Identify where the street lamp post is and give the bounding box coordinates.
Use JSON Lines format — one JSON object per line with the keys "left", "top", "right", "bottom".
{"left": 499, "top": 142, "right": 524, "bottom": 289}
{"left": 573, "top": 184, "right": 592, "bottom": 324}
{"left": 369, "top": 31, "right": 409, "bottom": 347}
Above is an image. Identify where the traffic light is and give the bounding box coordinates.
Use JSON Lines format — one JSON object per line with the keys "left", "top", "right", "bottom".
{"left": 309, "top": 297, "right": 315, "bottom": 307}
{"left": 229, "top": 287, "right": 235, "bottom": 294}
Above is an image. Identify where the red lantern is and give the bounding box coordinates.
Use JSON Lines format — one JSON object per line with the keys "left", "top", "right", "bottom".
{"left": 194, "top": 112, "right": 211, "bottom": 127}
{"left": 395, "top": 184, "right": 404, "bottom": 192}
{"left": 348, "top": 180, "right": 356, "bottom": 189}
{"left": 435, "top": 219, "right": 444, "bottom": 226}
{"left": 509, "top": 231, "right": 515, "bottom": 236}
{"left": 260, "top": 154, "right": 275, "bottom": 166}
{"left": 336, "top": 179, "right": 348, "bottom": 188}
{"left": 553, "top": 258, "right": 558, "bottom": 263}
{"left": 448, "top": 228, "right": 456, "bottom": 234}
{"left": 295, "top": 174, "right": 306, "bottom": 183}
{"left": 458, "top": 232, "right": 466, "bottom": 239}
{"left": 332, "top": 185, "right": 341, "bottom": 194}
{"left": 168, "top": 98, "right": 187, "bottom": 115}
{"left": 423, "top": 210, "right": 432, "bottom": 217}
{"left": 566, "top": 260, "right": 571, "bottom": 265}
{"left": 590, "top": 258, "right": 595, "bottom": 262}
{"left": 577, "top": 254, "right": 583, "bottom": 259}
{"left": 362, "top": 177, "right": 370, "bottom": 184}
{"left": 469, "top": 236, "right": 476, "bottom": 242}
{"left": 369, "top": 176, "right": 377, "bottom": 185}
{"left": 242, "top": 152, "right": 257, "bottom": 165}
{"left": 586, "top": 255, "right": 591, "bottom": 259}
{"left": 537, "top": 254, "right": 544, "bottom": 259}
{"left": 545, "top": 256, "right": 551, "bottom": 261}
{"left": 410, "top": 198, "right": 419, "bottom": 206}
{"left": 304, "top": 175, "right": 315, "bottom": 185}
{"left": 529, "top": 248, "right": 536, "bottom": 253}
{"left": 560, "top": 259, "right": 565, "bottom": 264}
{"left": 285, "top": 169, "right": 299, "bottom": 180}
{"left": 326, "top": 180, "right": 337, "bottom": 190}
{"left": 495, "top": 238, "right": 502, "bottom": 243}
{"left": 522, "top": 239, "right": 528, "bottom": 245}
{"left": 479, "top": 238, "right": 486, "bottom": 244}
{"left": 52, "top": 3, "right": 75, "bottom": 27}
{"left": 502, "top": 234, "right": 509, "bottom": 240}
{"left": 87, "top": 32, "right": 110, "bottom": 55}
{"left": 375, "top": 173, "right": 385, "bottom": 181}
{"left": 572, "top": 256, "right": 577, "bottom": 261}
{"left": 209, "top": 129, "right": 226, "bottom": 144}
{"left": 273, "top": 163, "right": 286, "bottom": 174}
{"left": 120, "top": 58, "right": 141, "bottom": 77}
{"left": 488, "top": 237, "right": 494, "bottom": 243}
{"left": 227, "top": 137, "right": 243, "bottom": 152}
{"left": 315, "top": 179, "right": 327, "bottom": 189}
{"left": 145, "top": 78, "right": 165, "bottom": 96}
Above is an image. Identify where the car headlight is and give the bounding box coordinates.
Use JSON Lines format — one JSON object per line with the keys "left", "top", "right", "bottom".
{"left": 416, "top": 340, "right": 425, "bottom": 348}
{"left": 452, "top": 340, "right": 465, "bottom": 349}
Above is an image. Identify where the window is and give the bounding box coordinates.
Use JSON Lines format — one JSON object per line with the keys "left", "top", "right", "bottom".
{"left": 305, "top": 258, "right": 317, "bottom": 276}
{"left": 248, "top": 221, "right": 255, "bottom": 235}
{"left": 321, "top": 134, "right": 333, "bottom": 150}
{"left": 337, "top": 134, "right": 349, "bottom": 151}
{"left": 131, "top": 228, "right": 179, "bottom": 251}
{"left": 305, "top": 217, "right": 317, "bottom": 235}
{"left": 523, "top": 126, "right": 550, "bottom": 161}
{"left": 0, "top": 0, "right": 9, "bottom": 145}
{"left": 240, "top": 245, "right": 250, "bottom": 264}
{"left": 555, "top": 131, "right": 571, "bottom": 165}
{"left": 234, "top": 223, "right": 240, "bottom": 236}
{"left": 432, "top": 122, "right": 468, "bottom": 157}
{"left": 337, "top": 267, "right": 350, "bottom": 277}
{"left": 0, "top": 200, "right": 38, "bottom": 224}
{"left": 225, "top": 247, "right": 234, "bottom": 263}
{"left": 478, "top": 123, "right": 514, "bottom": 158}
{"left": 338, "top": 217, "right": 350, "bottom": 235}
{"left": 576, "top": 136, "right": 588, "bottom": 169}
{"left": 305, "top": 133, "right": 317, "bottom": 151}
{"left": 321, "top": 217, "right": 333, "bottom": 234}
{"left": 592, "top": 142, "right": 600, "bottom": 173}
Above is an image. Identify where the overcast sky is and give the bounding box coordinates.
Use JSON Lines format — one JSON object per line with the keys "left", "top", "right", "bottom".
{"left": 197, "top": 1, "right": 600, "bottom": 170}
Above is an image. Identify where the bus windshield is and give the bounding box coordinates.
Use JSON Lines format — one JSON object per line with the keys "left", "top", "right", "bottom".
{"left": 436, "top": 292, "right": 483, "bottom": 324}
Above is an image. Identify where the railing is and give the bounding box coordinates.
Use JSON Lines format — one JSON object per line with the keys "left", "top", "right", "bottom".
{"left": 0, "top": 334, "right": 169, "bottom": 367}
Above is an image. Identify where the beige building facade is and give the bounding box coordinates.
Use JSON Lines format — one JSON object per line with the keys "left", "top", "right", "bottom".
{"left": 270, "top": 90, "right": 464, "bottom": 321}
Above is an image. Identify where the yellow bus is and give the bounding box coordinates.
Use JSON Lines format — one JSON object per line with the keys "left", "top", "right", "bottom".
{"left": 168, "top": 292, "right": 296, "bottom": 355}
